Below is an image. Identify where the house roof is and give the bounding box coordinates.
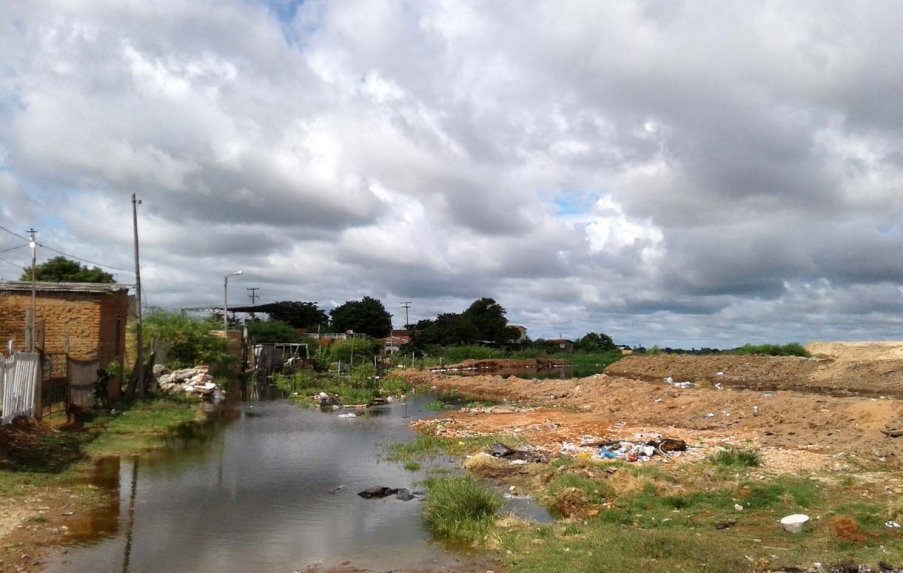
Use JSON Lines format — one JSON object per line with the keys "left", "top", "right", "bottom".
{"left": 0, "top": 281, "right": 132, "bottom": 295}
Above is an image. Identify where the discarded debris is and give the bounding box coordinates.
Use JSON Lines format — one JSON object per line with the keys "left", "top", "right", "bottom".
{"left": 156, "top": 366, "right": 223, "bottom": 401}
{"left": 314, "top": 392, "right": 340, "bottom": 407}
{"left": 357, "top": 486, "right": 399, "bottom": 499}
{"left": 488, "top": 443, "right": 548, "bottom": 463}
{"left": 357, "top": 486, "right": 420, "bottom": 501}
{"left": 779, "top": 513, "right": 810, "bottom": 533}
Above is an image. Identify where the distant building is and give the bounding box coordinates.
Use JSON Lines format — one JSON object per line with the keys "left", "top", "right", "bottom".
{"left": 546, "top": 338, "right": 574, "bottom": 352}
{"left": 383, "top": 330, "right": 411, "bottom": 354}
{"left": 510, "top": 325, "right": 528, "bottom": 343}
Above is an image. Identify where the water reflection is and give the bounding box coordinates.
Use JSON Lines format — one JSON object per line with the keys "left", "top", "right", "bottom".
{"left": 42, "top": 393, "right": 486, "bottom": 572}
{"left": 65, "top": 457, "right": 120, "bottom": 543}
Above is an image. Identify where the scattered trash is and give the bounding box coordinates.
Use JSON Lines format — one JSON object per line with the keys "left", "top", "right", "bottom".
{"left": 336, "top": 412, "right": 357, "bottom": 418}
{"left": 886, "top": 520, "right": 901, "bottom": 529}
{"left": 715, "top": 519, "right": 736, "bottom": 530}
{"left": 780, "top": 514, "right": 810, "bottom": 533}
{"left": 881, "top": 425, "right": 903, "bottom": 438}
{"left": 488, "top": 443, "right": 548, "bottom": 463}
{"left": 328, "top": 485, "right": 345, "bottom": 494}
{"left": 156, "top": 366, "right": 223, "bottom": 401}
{"left": 735, "top": 504, "right": 744, "bottom": 512}
{"left": 314, "top": 392, "right": 340, "bottom": 407}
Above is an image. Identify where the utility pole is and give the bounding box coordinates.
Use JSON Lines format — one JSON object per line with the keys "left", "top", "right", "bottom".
{"left": 132, "top": 194, "right": 144, "bottom": 398}
{"left": 27, "top": 229, "right": 37, "bottom": 352}
{"left": 247, "top": 287, "right": 260, "bottom": 304}
{"left": 400, "top": 301, "right": 411, "bottom": 330}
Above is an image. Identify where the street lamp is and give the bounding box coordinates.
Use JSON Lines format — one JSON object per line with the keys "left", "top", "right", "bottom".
{"left": 223, "top": 270, "right": 243, "bottom": 341}
{"left": 28, "top": 230, "right": 36, "bottom": 352}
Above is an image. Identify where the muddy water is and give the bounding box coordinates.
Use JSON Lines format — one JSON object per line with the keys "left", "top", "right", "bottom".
{"left": 42, "top": 393, "right": 487, "bottom": 572}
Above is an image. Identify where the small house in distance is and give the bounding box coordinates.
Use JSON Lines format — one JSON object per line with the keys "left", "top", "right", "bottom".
{"left": 0, "top": 282, "right": 130, "bottom": 387}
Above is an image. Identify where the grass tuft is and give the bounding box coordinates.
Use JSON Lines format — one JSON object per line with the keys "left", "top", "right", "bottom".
{"left": 422, "top": 476, "right": 502, "bottom": 544}
{"left": 708, "top": 448, "right": 761, "bottom": 468}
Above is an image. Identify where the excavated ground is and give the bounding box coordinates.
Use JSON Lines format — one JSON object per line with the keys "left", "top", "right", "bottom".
{"left": 396, "top": 342, "right": 903, "bottom": 473}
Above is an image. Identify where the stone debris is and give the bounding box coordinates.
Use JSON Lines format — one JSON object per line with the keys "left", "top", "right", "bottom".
{"left": 155, "top": 366, "right": 223, "bottom": 401}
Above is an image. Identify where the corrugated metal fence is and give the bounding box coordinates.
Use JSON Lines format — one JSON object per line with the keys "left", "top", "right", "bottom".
{"left": 1, "top": 352, "right": 40, "bottom": 424}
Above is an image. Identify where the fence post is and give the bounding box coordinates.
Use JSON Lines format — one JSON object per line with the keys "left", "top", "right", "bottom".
{"left": 34, "top": 353, "right": 43, "bottom": 421}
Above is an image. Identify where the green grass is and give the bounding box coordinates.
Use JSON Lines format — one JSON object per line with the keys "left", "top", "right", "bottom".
{"left": 275, "top": 370, "right": 411, "bottom": 406}
{"left": 385, "top": 434, "right": 525, "bottom": 466}
{"left": 84, "top": 398, "right": 201, "bottom": 456}
{"left": 422, "top": 476, "right": 502, "bottom": 544}
{"left": 490, "top": 465, "right": 899, "bottom": 573}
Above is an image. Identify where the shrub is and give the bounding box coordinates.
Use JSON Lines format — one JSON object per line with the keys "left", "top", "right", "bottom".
{"left": 733, "top": 343, "right": 810, "bottom": 357}
{"left": 422, "top": 476, "right": 501, "bottom": 544}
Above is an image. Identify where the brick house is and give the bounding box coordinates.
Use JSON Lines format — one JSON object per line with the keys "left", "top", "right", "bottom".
{"left": 0, "top": 281, "right": 131, "bottom": 375}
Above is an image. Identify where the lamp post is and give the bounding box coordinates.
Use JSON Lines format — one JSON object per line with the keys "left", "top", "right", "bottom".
{"left": 223, "top": 270, "right": 243, "bottom": 342}
{"left": 28, "top": 229, "right": 37, "bottom": 352}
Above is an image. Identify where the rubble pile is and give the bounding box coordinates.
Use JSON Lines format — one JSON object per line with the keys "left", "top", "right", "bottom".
{"left": 155, "top": 366, "right": 223, "bottom": 401}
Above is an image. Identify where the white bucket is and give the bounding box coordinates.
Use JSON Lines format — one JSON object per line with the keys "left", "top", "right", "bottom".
{"left": 779, "top": 514, "right": 810, "bottom": 533}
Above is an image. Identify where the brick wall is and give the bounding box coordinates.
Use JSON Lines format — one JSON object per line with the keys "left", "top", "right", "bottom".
{"left": 0, "top": 290, "right": 128, "bottom": 368}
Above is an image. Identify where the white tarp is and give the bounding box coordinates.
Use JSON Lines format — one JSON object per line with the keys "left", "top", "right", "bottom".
{"left": 1, "top": 352, "right": 40, "bottom": 424}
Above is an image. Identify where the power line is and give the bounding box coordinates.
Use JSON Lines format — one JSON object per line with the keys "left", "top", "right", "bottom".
{"left": 401, "top": 301, "right": 411, "bottom": 328}
{"left": 1, "top": 223, "right": 135, "bottom": 275}
{"left": 247, "top": 287, "right": 260, "bottom": 303}
{"left": 0, "top": 243, "right": 28, "bottom": 253}
{"left": 38, "top": 242, "right": 135, "bottom": 274}
{"left": 0, "top": 256, "right": 27, "bottom": 271}
{"left": 0, "top": 224, "right": 29, "bottom": 241}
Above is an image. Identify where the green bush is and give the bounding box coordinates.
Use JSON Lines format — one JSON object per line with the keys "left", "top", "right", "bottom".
{"left": 733, "top": 343, "right": 810, "bottom": 357}
{"left": 422, "top": 476, "right": 502, "bottom": 543}
{"left": 137, "top": 310, "right": 233, "bottom": 368}
{"left": 246, "top": 320, "right": 301, "bottom": 343}
{"left": 331, "top": 338, "right": 382, "bottom": 364}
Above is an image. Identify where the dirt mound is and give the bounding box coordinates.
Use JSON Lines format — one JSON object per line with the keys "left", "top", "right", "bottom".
{"left": 397, "top": 365, "right": 903, "bottom": 471}
{"left": 605, "top": 343, "right": 903, "bottom": 397}
{"left": 806, "top": 341, "right": 903, "bottom": 362}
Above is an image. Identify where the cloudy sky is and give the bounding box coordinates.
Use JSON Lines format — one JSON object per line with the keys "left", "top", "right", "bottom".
{"left": 1, "top": 0, "right": 902, "bottom": 348}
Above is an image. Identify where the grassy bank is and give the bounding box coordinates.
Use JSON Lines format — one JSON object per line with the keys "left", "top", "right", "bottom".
{"left": 392, "top": 433, "right": 903, "bottom": 572}
{"left": 0, "top": 397, "right": 204, "bottom": 500}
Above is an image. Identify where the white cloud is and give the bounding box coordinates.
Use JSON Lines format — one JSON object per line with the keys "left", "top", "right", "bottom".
{"left": 2, "top": 0, "right": 903, "bottom": 346}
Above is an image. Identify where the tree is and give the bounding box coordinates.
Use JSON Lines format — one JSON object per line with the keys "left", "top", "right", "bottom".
{"left": 574, "top": 332, "right": 617, "bottom": 353}
{"left": 264, "top": 301, "right": 328, "bottom": 330}
{"left": 246, "top": 320, "right": 301, "bottom": 343}
{"left": 329, "top": 296, "right": 392, "bottom": 338}
{"left": 138, "top": 310, "right": 232, "bottom": 368}
{"left": 21, "top": 256, "right": 115, "bottom": 283}
{"left": 462, "top": 297, "right": 518, "bottom": 345}
{"left": 415, "top": 313, "right": 480, "bottom": 346}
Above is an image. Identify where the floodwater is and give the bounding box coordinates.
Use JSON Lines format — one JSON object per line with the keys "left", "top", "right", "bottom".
{"left": 41, "top": 391, "right": 512, "bottom": 573}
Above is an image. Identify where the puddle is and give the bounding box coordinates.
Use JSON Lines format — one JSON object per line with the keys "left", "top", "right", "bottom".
{"left": 41, "top": 392, "right": 497, "bottom": 572}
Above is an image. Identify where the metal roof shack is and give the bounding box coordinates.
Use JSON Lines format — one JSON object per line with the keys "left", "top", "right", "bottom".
{"left": 0, "top": 281, "right": 132, "bottom": 295}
